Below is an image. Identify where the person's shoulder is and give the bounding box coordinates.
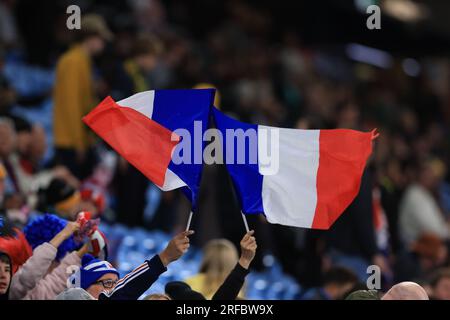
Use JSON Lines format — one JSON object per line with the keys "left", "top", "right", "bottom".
{"left": 57, "top": 46, "right": 86, "bottom": 67}
{"left": 406, "top": 184, "right": 431, "bottom": 201}
{"left": 184, "top": 273, "right": 205, "bottom": 287}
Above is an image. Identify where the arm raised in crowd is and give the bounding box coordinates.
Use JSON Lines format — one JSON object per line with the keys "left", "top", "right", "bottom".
{"left": 99, "top": 230, "right": 194, "bottom": 300}
{"left": 212, "top": 230, "right": 257, "bottom": 300}
{"left": 9, "top": 221, "right": 80, "bottom": 300}
{"left": 24, "top": 243, "right": 88, "bottom": 300}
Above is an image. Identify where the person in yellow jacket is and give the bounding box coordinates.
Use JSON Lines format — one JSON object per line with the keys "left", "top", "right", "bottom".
{"left": 185, "top": 238, "right": 246, "bottom": 299}
{"left": 53, "top": 14, "right": 112, "bottom": 179}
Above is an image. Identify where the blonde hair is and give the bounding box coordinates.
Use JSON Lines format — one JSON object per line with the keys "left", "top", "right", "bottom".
{"left": 199, "top": 239, "right": 238, "bottom": 297}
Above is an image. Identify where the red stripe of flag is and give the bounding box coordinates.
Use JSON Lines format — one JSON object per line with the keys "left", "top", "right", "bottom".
{"left": 312, "top": 129, "right": 375, "bottom": 229}
{"left": 83, "top": 96, "right": 180, "bottom": 187}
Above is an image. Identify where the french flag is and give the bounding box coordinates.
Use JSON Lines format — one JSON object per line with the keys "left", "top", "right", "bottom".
{"left": 83, "top": 89, "right": 215, "bottom": 207}
{"left": 213, "top": 108, "right": 376, "bottom": 229}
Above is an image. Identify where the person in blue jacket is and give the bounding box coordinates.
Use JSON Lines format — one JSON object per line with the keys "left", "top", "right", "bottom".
{"left": 61, "top": 230, "right": 193, "bottom": 300}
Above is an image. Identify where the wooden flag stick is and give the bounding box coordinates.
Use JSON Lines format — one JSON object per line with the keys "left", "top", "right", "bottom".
{"left": 241, "top": 211, "right": 250, "bottom": 233}
{"left": 185, "top": 211, "right": 193, "bottom": 231}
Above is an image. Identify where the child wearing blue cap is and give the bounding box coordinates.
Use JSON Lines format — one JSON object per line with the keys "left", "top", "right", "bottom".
{"left": 63, "top": 230, "right": 194, "bottom": 300}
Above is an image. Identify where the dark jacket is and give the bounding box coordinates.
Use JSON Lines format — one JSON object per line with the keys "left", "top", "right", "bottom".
{"left": 212, "top": 263, "right": 249, "bottom": 300}
{"left": 166, "top": 262, "right": 250, "bottom": 300}
{"left": 98, "top": 254, "right": 166, "bottom": 300}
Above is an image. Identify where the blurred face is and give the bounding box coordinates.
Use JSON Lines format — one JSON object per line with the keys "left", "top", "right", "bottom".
{"left": 29, "top": 125, "right": 47, "bottom": 163}
{"left": 419, "top": 166, "right": 440, "bottom": 190}
{"left": 86, "top": 36, "right": 105, "bottom": 56}
{"left": 136, "top": 54, "right": 157, "bottom": 72}
{"left": 55, "top": 191, "right": 82, "bottom": 221}
{"left": 0, "top": 123, "right": 16, "bottom": 158}
{"left": 79, "top": 199, "right": 98, "bottom": 217}
{"left": 337, "top": 103, "right": 360, "bottom": 128}
{"left": 0, "top": 259, "right": 11, "bottom": 295}
{"left": 86, "top": 273, "right": 119, "bottom": 299}
{"left": 434, "top": 277, "right": 450, "bottom": 300}
{"left": 16, "top": 131, "right": 32, "bottom": 155}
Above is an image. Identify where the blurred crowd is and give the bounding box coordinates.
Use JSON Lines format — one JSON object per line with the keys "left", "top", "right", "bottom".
{"left": 1, "top": 0, "right": 450, "bottom": 300}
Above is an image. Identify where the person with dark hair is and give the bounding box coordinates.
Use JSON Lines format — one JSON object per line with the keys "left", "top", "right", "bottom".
{"left": 0, "top": 250, "right": 12, "bottom": 300}
{"left": 37, "top": 178, "right": 81, "bottom": 220}
{"left": 300, "top": 266, "right": 358, "bottom": 300}
{"left": 394, "top": 232, "right": 448, "bottom": 283}
{"left": 53, "top": 14, "right": 113, "bottom": 179}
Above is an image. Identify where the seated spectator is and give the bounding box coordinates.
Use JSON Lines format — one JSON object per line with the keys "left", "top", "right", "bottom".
{"left": 394, "top": 232, "right": 448, "bottom": 283}
{"left": 61, "top": 230, "right": 194, "bottom": 300}
{"left": 0, "top": 250, "right": 12, "bottom": 300}
{"left": 429, "top": 268, "right": 450, "bottom": 300}
{"left": 67, "top": 254, "right": 119, "bottom": 299}
{"left": 37, "top": 178, "right": 81, "bottom": 220}
{"left": 168, "top": 231, "right": 257, "bottom": 300}
{"left": 345, "top": 281, "right": 429, "bottom": 300}
{"left": 300, "top": 267, "right": 358, "bottom": 300}
{"left": 143, "top": 293, "right": 171, "bottom": 300}
{"left": 0, "top": 217, "right": 32, "bottom": 273}
{"left": 399, "top": 159, "right": 450, "bottom": 245}
{"left": 381, "top": 282, "right": 429, "bottom": 300}
{"left": 184, "top": 237, "right": 242, "bottom": 299}
{"left": 8, "top": 218, "right": 80, "bottom": 300}
{"left": 55, "top": 287, "right": 95, "bottom": 300}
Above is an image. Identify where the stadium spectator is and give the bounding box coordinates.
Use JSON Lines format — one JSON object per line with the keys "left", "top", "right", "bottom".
{"left": 184, "top": 237, "right": 242, "bottom": 299}
{"left": 394, "top": 233, "right": 448, "bottom": 283}
{"left": 8, "top": 220, "right": 79, "bottom": 299}
{"left": 381, "top": 281, "right": 429, "bottom": 300}
{"left": 62, "top": 230, "right": 193, "bottom": 300}
{"left": 0, "top": 250, "right": 12, "bottom": 300}
{"left": 429, "top": 268, "right": 450, "bottom": 300}
{"left": 399, "top": 158, "right": 450, "bottom": 245}
{"left": 53, "top": 14, "right": 112, "bottom": 179}
{"left": 110, "top": 35, "right": 164, "bottom": 228}
{"left": 143, "top": 293, "right": 171, "bottom": 300}
{"left": 167, "top": 230, "right": 257, "bottom": 300}
{"left": 300, "top": 267, "right": 358, "bottom": 300}
{"left": 36, "top": 179, "right": 81, "bottom": 220}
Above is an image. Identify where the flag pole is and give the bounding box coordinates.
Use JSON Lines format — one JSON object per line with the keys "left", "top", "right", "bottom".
{"left": 241, "top": 211, "right": 250, "bottom": 233}
{"left": 185, "top": 211, "right": 193, "bottom": 231}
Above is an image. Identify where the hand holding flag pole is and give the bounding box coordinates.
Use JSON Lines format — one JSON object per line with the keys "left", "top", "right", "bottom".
{"left": 241, "top": 211, "right": 250, "bottom": 233}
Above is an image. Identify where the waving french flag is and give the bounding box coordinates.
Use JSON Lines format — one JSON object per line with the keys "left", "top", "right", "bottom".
{"left": 213, "top": 108, "right": 376, "bottom": 229}
{"left": 83, "top": 89, "right": 215, "bottom": 207}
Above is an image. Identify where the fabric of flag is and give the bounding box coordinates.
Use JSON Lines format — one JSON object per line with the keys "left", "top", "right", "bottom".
{"left": 83, "top": 89, "right": 215, "bottom": 207}
{"left": 212, "top": 107, "right": 377, "bottom": 229}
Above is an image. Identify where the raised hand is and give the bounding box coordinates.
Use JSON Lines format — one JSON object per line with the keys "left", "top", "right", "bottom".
{"left": 239, "top": 230, "right": 257, "bottom": 269}
{"left": 159, "top": 230, "right": 194, "bottom": 267}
